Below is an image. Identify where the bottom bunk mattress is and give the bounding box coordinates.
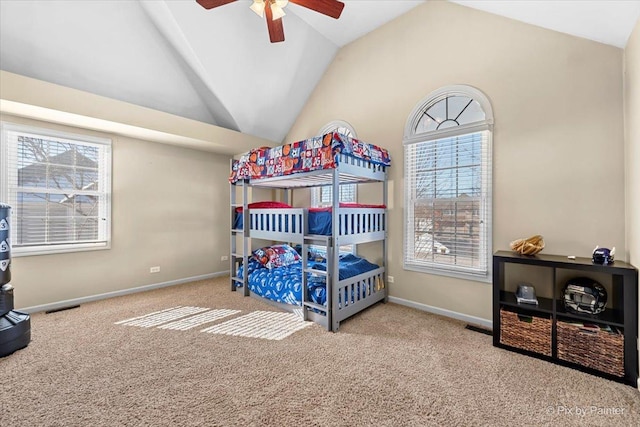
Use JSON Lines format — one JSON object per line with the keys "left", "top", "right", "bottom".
{"left": 237, "top": 253, "right": 380, "bottom": 307}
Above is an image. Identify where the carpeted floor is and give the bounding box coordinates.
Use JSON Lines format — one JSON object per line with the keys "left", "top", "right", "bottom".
{"left": 1, "top": 276, "right": 639, "bottom": 426}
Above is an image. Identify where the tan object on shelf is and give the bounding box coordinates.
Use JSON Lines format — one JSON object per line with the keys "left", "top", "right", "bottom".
{"left": 510, "top": 234, "right": 545, "bottom": 255}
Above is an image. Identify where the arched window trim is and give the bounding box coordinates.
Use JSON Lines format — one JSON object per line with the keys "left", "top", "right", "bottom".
{"left": 404, "top": 122, "right": 492, "bottom": 147}
{"left": 405, "top": 85, "right": 494, "bottom": 138}
{"left": 403, "top": 85, "right": 493, "bottom": 283}
{"left": 318, "top": 120, "right": 357, "bottom": 139}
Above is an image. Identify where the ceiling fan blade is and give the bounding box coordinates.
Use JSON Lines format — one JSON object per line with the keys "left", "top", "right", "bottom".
{"left": 265, "top": 2, "right": 285, "bottom": 43}
{"left": 290, "top": 0, "right": 345, "bottom": 19}
{"left": 196, "top": 0, "right": 237, "bottom": 10}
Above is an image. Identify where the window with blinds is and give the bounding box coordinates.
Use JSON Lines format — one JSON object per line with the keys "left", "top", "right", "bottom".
{"left": 403, "top": 87, "right": 493, "bottom": 282}
{"left": 311, "top": 184, "right": 356, "bottom": 207}
{"left": 0, "top": 123, "right": 112, "bottom": 256}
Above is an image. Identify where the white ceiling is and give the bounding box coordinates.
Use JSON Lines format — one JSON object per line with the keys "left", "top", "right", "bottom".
{"left": 452, "top": 0, "right": 640, "bottom": 49}
{"left": 1, "top": 0, "right": 639, "bottom": 149}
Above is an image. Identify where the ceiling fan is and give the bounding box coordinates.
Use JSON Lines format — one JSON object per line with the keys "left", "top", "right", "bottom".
{"left": 196, "top": 0, "right": 345, "bottom": 43}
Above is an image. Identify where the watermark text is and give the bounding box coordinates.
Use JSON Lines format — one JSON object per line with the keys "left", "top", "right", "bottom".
{"left": 546, "top": 405, "right": 626, "bottom": 416}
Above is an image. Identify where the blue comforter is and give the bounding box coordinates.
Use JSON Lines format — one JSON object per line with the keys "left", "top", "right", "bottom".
{"left": 237, "top": 254, "right": 379, "bottom": 307}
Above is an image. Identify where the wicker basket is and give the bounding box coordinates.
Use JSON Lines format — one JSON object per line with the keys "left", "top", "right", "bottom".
{"left": 557, "top": 321, "right": 624, "bottom": 377}
{"left": 510, "top": 235, "right": 545, "bottom": 256}
{"left": 500, "top": 309, "right": 552, "bottom": 356}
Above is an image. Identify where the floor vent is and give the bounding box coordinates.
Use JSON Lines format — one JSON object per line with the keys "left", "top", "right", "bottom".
{"left": 465, "top": 324, "right": 493, "bottom": 336}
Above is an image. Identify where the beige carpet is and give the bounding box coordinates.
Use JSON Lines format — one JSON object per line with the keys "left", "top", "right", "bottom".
{"left": 1, "top": 276, "right": 639, "bottom": 426}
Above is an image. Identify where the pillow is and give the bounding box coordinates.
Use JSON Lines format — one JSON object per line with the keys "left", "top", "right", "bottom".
{"left": 293, "top": 245, "right": 326, "bottom": 262}
{"left": 252, "top": 244, "right": 301, "bottom": 270}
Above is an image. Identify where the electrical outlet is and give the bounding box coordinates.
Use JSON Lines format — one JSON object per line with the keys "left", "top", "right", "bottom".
{"left": 150, "top": 266, "right": 160, "bottom": 273}
{"left": 388, "top": 276, "right": 394, "bottom": 283}
{"left": 221, "top": 256, "right": 229, "bottom": 261}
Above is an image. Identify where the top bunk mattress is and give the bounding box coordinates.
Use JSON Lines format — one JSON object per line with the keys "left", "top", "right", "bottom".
{"left": 229, "top": 132, "right": 391, "bottom": 184}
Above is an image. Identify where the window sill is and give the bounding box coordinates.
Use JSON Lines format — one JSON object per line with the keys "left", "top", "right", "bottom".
{"left": 12, "top": 242, "right": 110, "bottom": 257}
{"left": 403, "top": 262, "right": 492, "bottom": 284}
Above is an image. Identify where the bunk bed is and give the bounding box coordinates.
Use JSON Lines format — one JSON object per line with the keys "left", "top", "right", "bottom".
{"left": 229, "top": 132, "right": 390, "bottom": 332}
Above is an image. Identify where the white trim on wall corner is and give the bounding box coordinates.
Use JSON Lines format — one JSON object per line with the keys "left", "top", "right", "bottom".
{"left": 18, "top": 271, "right": 230, "bottom": 314}
{"left": 388, "top": 296, "right": 492, "bottom": 330}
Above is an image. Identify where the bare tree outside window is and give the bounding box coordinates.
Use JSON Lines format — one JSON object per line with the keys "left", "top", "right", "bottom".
{"left": 1, "top": 123, "right": 111, "bottom": 255}
{"left": 408, "top": 133, "right": 483, "bottom": 268}
{"left": 16, "top": 136, "right": 102, "bottom": 245}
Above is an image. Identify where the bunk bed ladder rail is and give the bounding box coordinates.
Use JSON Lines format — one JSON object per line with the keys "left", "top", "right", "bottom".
{"left": 383, "top": 169, "right": 389, "bottom": 302}
{"left": 229, "top": 176, "right": 250, "bottom": 295}
{"left": 330, "top": 167, "right": 340, "bottom": 332}
{"left": 301, "top": 208, "right": 307, "bottom": 321}
{"left": 301, "top": 234, "right": 331, "bottom": 326}
{"left": 241, "top": 181, "right": 250, "bottom": 296}
{"left": 229, "top": 178, "right": 236, "bottom": 291}
{"left": 301, "top": 209, "right": 310, "bottom": 322}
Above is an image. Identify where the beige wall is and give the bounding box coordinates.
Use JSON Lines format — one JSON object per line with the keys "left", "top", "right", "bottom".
{"left": 286, "top": 1, "right": 626, "bottom": 321}
{"left": 624, "top": 16, "right": 640, "bottom": 388}
{"left": 626, "top": 17, "right": 640, "bottom": 273}
{"left": 2, "top": 113, "right": 233, "bottom": 309}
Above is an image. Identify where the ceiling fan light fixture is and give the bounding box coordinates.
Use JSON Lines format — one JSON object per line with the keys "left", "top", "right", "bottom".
{"left": 196, "top": 0, "right": 345, "bottom": 43}
{"left": 250, "top": 0, "right": 265, "bottom": 18}
{"left": 270, "top": 2, "right": 286, "bottom": 20}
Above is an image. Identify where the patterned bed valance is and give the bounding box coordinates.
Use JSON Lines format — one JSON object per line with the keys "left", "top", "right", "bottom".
{"left": 229, "top": 132, "right": 391, "bottom": 184}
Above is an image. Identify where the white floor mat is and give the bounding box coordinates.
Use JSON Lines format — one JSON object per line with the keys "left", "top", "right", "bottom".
{"left": 201, "top": 310, "right": 312, "bottom": 340}
{"left": 115, "top": 306, "right": 209, "bottom": 328}
{"left": 158, "top": 309, "right": 240, "bottom": 331}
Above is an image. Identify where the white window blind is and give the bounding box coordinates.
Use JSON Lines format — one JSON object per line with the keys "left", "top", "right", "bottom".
{"left": 404, "top": 130, "right": 490, "bottom": 277}
{"left": 0, "top": 123, "right": 111, "bottom": 256}
{"left": 311, "top": 184, "right": 356, "bottom": 207}
{"left": 403, "top": 86, "right": 493, "bottom": 282}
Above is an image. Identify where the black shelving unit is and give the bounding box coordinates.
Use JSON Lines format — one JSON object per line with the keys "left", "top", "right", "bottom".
{"left": 493, "top": 250, "right": 638, "bottom": 387}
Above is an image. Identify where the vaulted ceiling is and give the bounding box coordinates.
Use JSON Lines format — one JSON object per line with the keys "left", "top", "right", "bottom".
{"left": 1, "top": 1, "right": 639, "bottom": 147}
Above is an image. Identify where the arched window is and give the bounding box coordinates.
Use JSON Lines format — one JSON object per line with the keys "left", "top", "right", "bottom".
{"left": 312, "top": 121, "right": 357, "bottom": 207}
{"left": 318, "top": 120, "right": 356, "bottom": 139}
{"left": 403, "top": 85, "right": 493, "bottom": 281}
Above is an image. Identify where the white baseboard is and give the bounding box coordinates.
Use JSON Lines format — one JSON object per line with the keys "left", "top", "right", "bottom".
{"left": 19, "top": 271, "right": 230, "bottom": 314}
{"left": 388, "top": 296, "right": 492, "bottom": 330}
